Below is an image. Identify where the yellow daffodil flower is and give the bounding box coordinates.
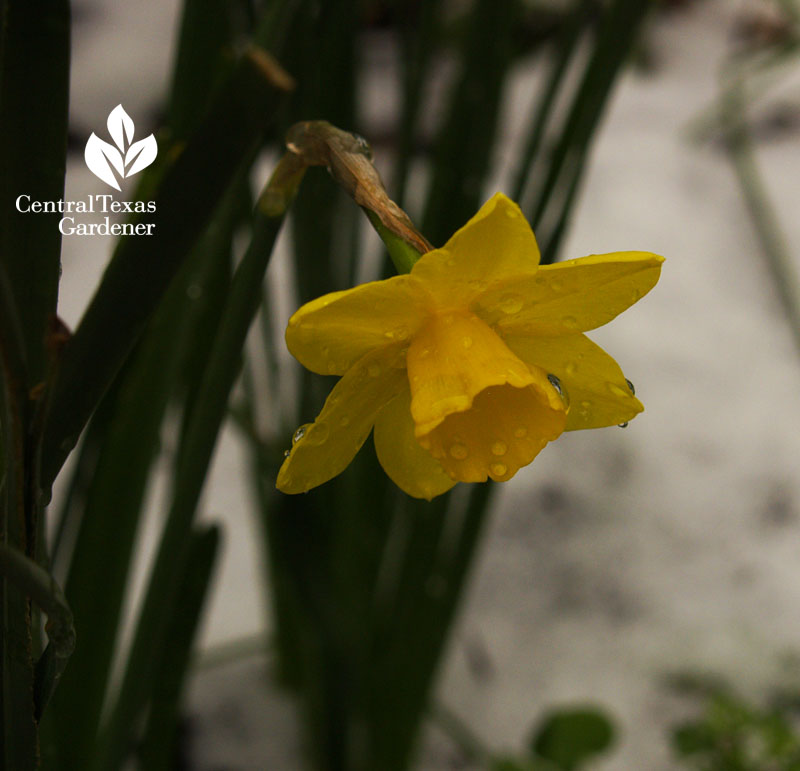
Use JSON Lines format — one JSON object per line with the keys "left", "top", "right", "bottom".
{"left": 277, "top": 193, "right": 663, "bottom": 500}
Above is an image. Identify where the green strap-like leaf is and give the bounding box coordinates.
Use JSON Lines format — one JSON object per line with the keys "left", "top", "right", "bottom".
{"left": 40, "top": 46, "right": 292, "bottom": 492}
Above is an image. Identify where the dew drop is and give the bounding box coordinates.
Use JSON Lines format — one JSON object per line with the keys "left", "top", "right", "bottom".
{"left": 505, "top": 207, "right": 517, "bottom": 218}
{"left": 578, "top": 401, "right": 591, "bottom": 420}
{"left": 446, "top": 257, "right": 456, "bottom": 267}
{"left": 551, "top": 279, "right": 564, "bottom": 292}
{"left": 186, "top": 283, "right": 202, "bottom": 300}
{"left": 607, "top": 382, "right": 629, "bottom": 398}
{"left": 490, "top": 462, "right": 507, "bottom": 477}
{"left": 514, "top": 426, "right": 528, "bottom": 438}
{"left": 491, "top": 441, "right": 507, "bottom": 456}
{"left": 498, "top": 294, "right": 524, "bottom": 315}
{"left": 306, "top": 421, "right": 330, "bottom": 445}
{"left": 293, "top": 423, "right": 311, "bottom": 444}
{"left": 352, "top": 133, "right": 373, "bottom": 160}
{"left": 547, "top": 373, "right": 563, "bottom": 395}
{"left": 562, "top": 315, "right": 578, "bottom": 329}
{"left": 283, "top": 449, "right": 291, "bottom": 458}
{"left": 618, "top": 421, "right": 629, "bottom": 428}
{"left": 626, "top": 378, "right": 635, "bottom": 395}
{"left": 565, "top": 362, "right": 578, "bottom": 375}
{"left": 367, "top": 363, "right": 381, "bottom": 377}
{"left": 339, "top": 416, "right": 350, "bottom": 427}
{"left": 419, "top": 347, "right": 431, "bottom": 358}
{"left": 462, "top": 336, "right": 473, "bottom": 349}
{"left": 449, "top": 443, "right": 468, "bottom": 460}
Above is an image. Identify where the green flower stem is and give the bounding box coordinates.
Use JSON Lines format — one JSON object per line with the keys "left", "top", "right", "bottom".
{"left": 283, "top": 120, "right": 432, "bottom": 267}
{"left": 364, "top": 209, "right": 424, "bottom": 274}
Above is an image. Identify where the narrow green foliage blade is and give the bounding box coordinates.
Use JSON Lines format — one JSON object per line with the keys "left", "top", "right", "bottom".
{"left": 96, "top": 191, "right": 288, "bottom": 771}
{"left": 421, "top": 0, "right": 518, "bottom": 247}
{"left": 0, "top": 0, "right": 70, "bottom": 387}
{"left": 137, "top": 525, "right": 221, "bottom": 771}
{"left": 40, "top": 48, "right": 291, "bottom": 491}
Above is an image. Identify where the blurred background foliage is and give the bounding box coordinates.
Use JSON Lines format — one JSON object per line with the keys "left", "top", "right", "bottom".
{"left": 2, "top": 0, "right": 799, "bottom": 769}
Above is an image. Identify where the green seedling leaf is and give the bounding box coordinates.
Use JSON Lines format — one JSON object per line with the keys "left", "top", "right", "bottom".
{"left": 531, "top": 707, "right": 616, "bottom": 770}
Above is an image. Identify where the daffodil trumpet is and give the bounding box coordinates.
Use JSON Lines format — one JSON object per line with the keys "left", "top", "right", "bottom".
{"left": 278, "top": 193, "right": 663, "bottom": 500}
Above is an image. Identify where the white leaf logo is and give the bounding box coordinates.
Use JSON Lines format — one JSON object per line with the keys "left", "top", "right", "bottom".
{"left": 84, "top": 105, "right": 157, "bottom": 190}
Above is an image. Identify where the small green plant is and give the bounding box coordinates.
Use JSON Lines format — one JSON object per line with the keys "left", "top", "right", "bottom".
{"left": 670, "top": 677, "right": 800, "bottom": 770}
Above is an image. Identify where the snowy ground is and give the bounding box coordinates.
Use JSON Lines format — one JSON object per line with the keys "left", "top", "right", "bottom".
{"left": 57, "top": 1, "right": 800, "bottom": 769}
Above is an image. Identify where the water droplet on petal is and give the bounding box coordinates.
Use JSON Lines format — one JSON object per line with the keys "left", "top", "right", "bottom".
{"left": 293, "top": 423, "right": 311, "bottom": 444}
{"left": 491, "top": 441, "right": 507, "bottom": 456}
{"left": 547, "top": 373, "right": 570, "bottom": 408}
{"left": 514, "top": 426, "right": 528, "bottom": 438}
{"left": 339, "top": 416, "right": 350, "bottom": 427}
{"left": 368, "top": 363, "right": 381, "bottom": 377}
{"left": 498, "top": 294, "right": 524, "bottom": 315}
{"left": 562, "top": 315, "right": 578, "bottom": 329}
{"left": 449, "top": 443, "right": 468, "bottom": 459}
{"left": 490, "top": 462, "right": 507, "bottom": 477}
{"left": 446, "top": 257, "right": 456, "bottom": 267}
{"left": 618, "top": 421, "right": 629, "bottom": 428}
{"left": 607, "top": 382, "right": 629, "bottom": 398}
{"left": 419, "top": 347, "right": 431, "bottom": 358}
{"left": 565, "top": 362, "right": 578, "bottom": 375}
{"left": 462, "top": 336, "right": 473, "bottom": 349}
{"left": 505, "top": 208, "right": 517, "bottom": 218}
{"left": 625, "top": 378, "right": 635, "bottom": 395}
{"left": 186, "top": 283, "right": 202, "bottom": 300}
{"left": 551, "top": 279, "right": 564, "bottom": 292}
{"left": 283, "top": 449, "right": 291, "bottom": 458}
{"left": 578, "top": 401, "right": 591, "bottom": 420}
{"left": 547, "top": 373, "right": 563, "bottom": 396}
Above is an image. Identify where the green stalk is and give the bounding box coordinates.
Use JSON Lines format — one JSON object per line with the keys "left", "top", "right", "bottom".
{"left": 96, "top": 165, "right": 300, "bottom": 771}
{"left": 722, "top": 83, "right": 800, "bottom": 357}
{"left": 40, "top": 46, "right": 292, "bottom": 492}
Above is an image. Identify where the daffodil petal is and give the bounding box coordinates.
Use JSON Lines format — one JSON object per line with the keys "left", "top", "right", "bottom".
{"left": 475, "top": 251, "right": 664, "bottom": 335}
{"left": 411, "top": 193, "right": 540, "bottom": 307}
{"left": 503, "top": 332, "right": 643, "bottom": 430}
{"left": 421, "top": 378, "right": 566, "bottom": 484}
{"left": 407, "top": 310, "right": 538, "bottom": 436}
{"left": 373, "top": 386, "right": 457, "bottom": 500}
{"left": 277, "top": 346, "right": 407, "bottom": 493}
{"left": 285, "top": 274, "right": 432, "bottom": 375}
